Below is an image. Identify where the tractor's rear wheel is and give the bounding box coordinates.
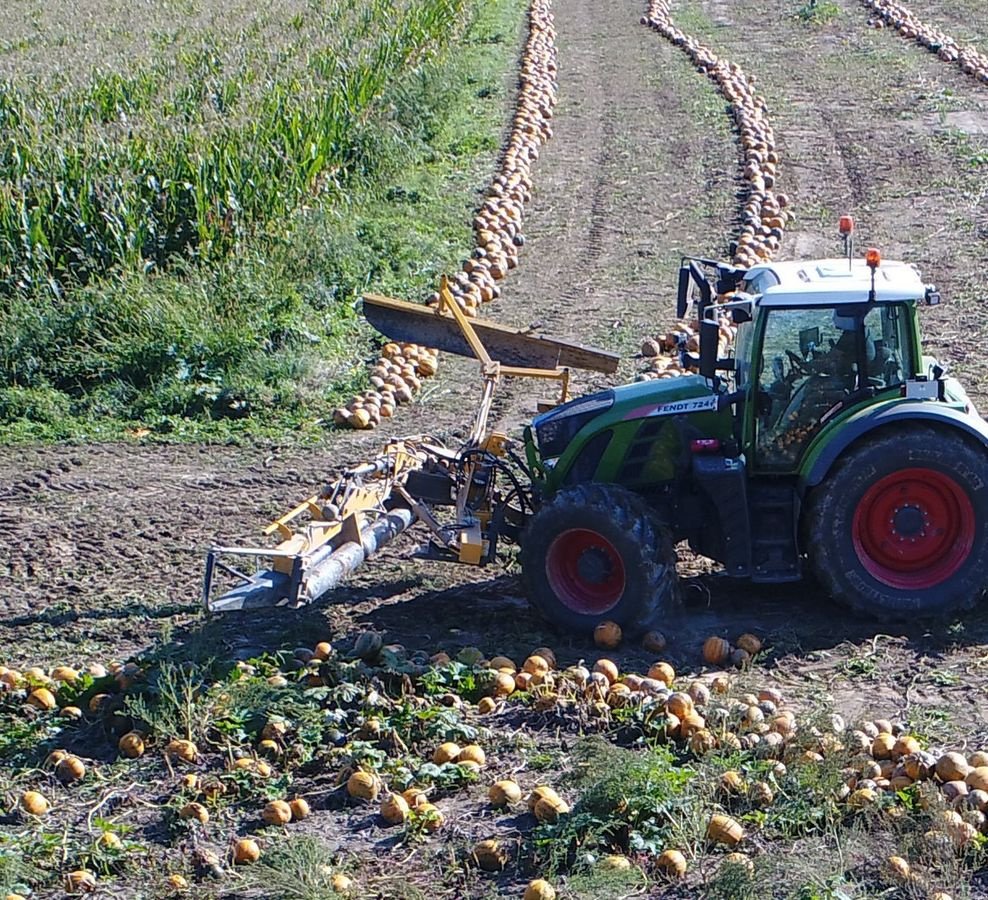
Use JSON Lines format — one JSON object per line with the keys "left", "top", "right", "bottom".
{"left": 806, "top": 427, "right": 988, "bottom": 618}
{"left": 519, "top": 483, "right": 678, "bottom": 633}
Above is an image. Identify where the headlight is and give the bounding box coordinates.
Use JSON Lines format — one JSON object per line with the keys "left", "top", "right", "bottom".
{"left": 533, "top": 390, "right": 614, "bottom": 458}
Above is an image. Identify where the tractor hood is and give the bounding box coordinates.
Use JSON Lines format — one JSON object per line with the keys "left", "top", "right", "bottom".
{"left": 533, "top": 375, "right": 723, "bottom": 458}
{"left": 530, "top": 375, "right": 732, "bottom": 494}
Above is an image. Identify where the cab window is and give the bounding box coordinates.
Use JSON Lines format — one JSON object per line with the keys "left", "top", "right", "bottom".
{"left": 754, "top": 303, "right": 913, "bottom": 470}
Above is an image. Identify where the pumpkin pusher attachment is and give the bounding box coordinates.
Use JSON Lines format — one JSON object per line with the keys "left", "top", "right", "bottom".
{"left": 203, "top": 279, "right": 620, "bottom": 613}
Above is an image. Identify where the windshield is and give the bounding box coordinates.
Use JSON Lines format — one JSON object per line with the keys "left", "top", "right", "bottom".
{"left": 754, "top": 303, "right": 914, "bottom": 470}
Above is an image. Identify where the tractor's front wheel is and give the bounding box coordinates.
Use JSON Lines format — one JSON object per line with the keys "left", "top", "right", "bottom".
{"left": 806, "top": 427, "right": 988, "bottom": 618}
{"left": 519, "top": 484, "right": 678, "bottom": 633}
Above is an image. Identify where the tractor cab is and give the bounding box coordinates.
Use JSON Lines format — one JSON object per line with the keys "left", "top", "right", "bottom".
{"left": 670, "top": 238, "right": 954, "bottom": 475}
{"left": 731, "top": 256, "right": 932, "bottom": 472}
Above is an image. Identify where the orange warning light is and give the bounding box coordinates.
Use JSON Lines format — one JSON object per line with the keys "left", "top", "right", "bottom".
{"left": 838, "top": 215, "right": 854, "bottom": 236}
{"left": 865, "top": 248, "right": 881, "bottom": 269}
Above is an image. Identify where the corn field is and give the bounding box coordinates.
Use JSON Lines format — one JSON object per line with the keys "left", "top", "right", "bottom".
{"left": 0, "top": 0, "right": 466, "bottom": 294}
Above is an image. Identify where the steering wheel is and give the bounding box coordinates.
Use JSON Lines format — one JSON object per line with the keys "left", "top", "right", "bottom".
{"left": 785, "top": 349, "right": 813, "bottom": 378}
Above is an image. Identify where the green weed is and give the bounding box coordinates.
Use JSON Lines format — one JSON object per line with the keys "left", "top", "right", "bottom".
{"left": 243, "top": 835, "right": 346, "bottom": 899}
{"left": 795, "top": 1, "right": 842, "bottom": 24}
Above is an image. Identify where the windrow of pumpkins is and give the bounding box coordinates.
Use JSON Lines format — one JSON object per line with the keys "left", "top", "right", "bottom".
{"left": 862, "top": 0, "right": 988, "bottom": 82}
{"left": 638, "top": 0, "right": 789, "bottom": 382}
{"left": 335, "top": 0, "right": 558, "bottom": 429}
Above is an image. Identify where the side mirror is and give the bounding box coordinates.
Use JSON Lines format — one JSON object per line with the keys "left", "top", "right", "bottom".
{"left": 699, "top": 320, "right": 719, "bottom": 380}
{"left": 924, "top": 285, "right": 941, "bottom": 306}
{"left": 676, "top": 265, "right": 690, "bottom": 319}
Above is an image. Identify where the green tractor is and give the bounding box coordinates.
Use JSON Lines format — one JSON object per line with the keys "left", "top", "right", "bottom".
{"left": 204, "top": 236, "right": 987, "bottom": 633}
{"left": 518, "top": 246, "right": 987, "bottom": 631}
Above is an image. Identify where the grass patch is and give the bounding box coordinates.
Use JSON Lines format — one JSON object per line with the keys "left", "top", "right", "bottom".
{"left": 0, "top": 0, "right": 528, "bottom": 441}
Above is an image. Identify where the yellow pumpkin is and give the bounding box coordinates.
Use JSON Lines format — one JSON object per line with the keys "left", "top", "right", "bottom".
{"left": 966, "top": 766, "right": 988, "bottom": 793}
{"left": 534, "top": 796, "right": 569, "bottom": 823}
{"left": 871, "top": 733, "right": 895, "bottom": 760}
{"left": 51, "top": 665, "right": 79, "bottom": 684}
{"left": 735, "top": 634, "right": 762, "bottom": 655}
{"left": 488, "top": 656, "right": 516, "bottom": 672}
{"left": 380, "top": 794, "right": 410, "bottom": 825}
{"left": 346, "top": 771, "right": 380, "bottom": 801}
{"left": 749, "top": 781, "right": 774, "bottom": 807}
{"left": 165, "top": 739, "right": 198, "bottom": 764}
{"left": 531, "top": 647, "right": 557, "bottom": 669}
{"left": 64, "top": 870, "right": 97, "bottom": 893}
{"left": 665, "top": 691, "right": 694, "bottom": 720}
{"left": 179, "top": 802, "right": 209, "bottom": 824}
{"left": 289, "top": 797, "right": 310, "bottom": 820}
{"left": 20, "top": 790, "right": 49, "bottom": 816}
{"left": 892, "top": 734, "right": 920, "bottom": 760}
{"left": 656, "top": 848, "right": 687, "bottom": 878}
{"left": 592, "top": 659, "right": 619, "bottom": 684}
{"left": 522, "top": 655, "right": 550, "bottom": 677}
{"left": 416, "top": 802, "right": 444, "bottom": 832}
{"left": 27, "top": 688, "right": 57, "bottom": 711}
{"left": 402, "top": 787, "right": 428, "bottom": 809}
{"left": 648, "top": 661, "right": 675, "bottom": 686}
{"left": 488, "top": 780, "right": 522, "bottom": 808}
{"left": 523, "top": 880, "right": 556, "bottom": 900}
{"left": 118, "top": 732, "right": 145, "bottom": 759}
{"left": 707, "top": 814, "right": 744, "bottom": 846}
{"left": 492, "top": 672, "right": 515, "bottom": 697}
{"left": 457, "top": 745, "right": 486, "bottom": 767}
{"left": 719, "top": 770, "right": 746, "bottom": 795}
{"left": 936, "top": 752, "right": 971, "bottom": 783}
{"left": 477, "top": 697, "right": 497, "bottom": 714}
{"left": 472, "top": 839, "right": 508, "bottom": 871}
{"left": 527, "top": 785, "right": 563, "bottom": 813}
{"left": 55, "top": 755, "right": 86, "bottom": 783}
{"left": 433, "top": 742, "right": 461, "bottom": 765}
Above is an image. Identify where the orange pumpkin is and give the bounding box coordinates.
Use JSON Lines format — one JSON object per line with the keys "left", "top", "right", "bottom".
{"left": 593, "top": 621, "right": 622, "bottom": 650}
{"left": 641, "top": 631, "right": 667, "bottom": 653}
{"left": 735, "top": 633, "right": 763, "bottom": 655}
{"left": 702, "top": 636, "right": 732, "bottom": 666}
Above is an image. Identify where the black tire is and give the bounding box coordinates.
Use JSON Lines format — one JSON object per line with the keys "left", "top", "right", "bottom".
{"left": 805, "top": 426, "right": 988, "bottom": 618}
{"left": 519, "top": 483, "right": 679, "bottom": 634}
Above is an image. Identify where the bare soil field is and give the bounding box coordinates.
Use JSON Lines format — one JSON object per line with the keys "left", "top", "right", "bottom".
{"left": 3, "top": 0, "right": 988, "bottom": 897}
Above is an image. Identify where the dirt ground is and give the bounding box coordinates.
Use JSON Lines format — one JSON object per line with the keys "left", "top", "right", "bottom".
{"left": 3, "top": 0, "right": 988, "bottom": 895}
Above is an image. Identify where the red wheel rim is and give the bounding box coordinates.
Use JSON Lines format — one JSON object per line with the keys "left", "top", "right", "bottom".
{"left": 545, "top": 528, "right": 626, "bottom": 615}
{"left": 852, "top": 467, "right": 975, "bottom": 590}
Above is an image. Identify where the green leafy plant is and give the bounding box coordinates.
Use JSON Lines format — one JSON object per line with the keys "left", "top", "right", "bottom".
{"left": 795, "top": 1, "right": 841, "bottom": 24}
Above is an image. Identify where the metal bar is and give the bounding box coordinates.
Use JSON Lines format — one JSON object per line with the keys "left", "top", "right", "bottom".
{"left": 207, "top": 545, "right": 306, "bottom": 558}
{"left": 360, "top": 293, "right": 621, "bottom": 373}
{"left": 262, "top": 496, "right": 323, "bottom": 537}
{"left": 498, "top": 365, "right": 567, "bottom": 380}
{"left": 438, "top": 276, "right": 493, "bottom": 369}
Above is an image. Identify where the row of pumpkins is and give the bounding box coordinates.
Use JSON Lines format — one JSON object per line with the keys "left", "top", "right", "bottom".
{"left": 335, "top": 0, "right": 558, "bottom": 429}
{"left": 863, "top": 0, "right": 988, "bottom": 81}
{"left": 637, "top": 0, "right": 789, "bottom": 382}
